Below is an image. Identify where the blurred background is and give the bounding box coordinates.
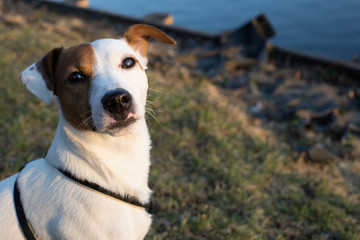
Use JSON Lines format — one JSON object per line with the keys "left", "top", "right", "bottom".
{"left": 53, "top": 0, "right": 360, "bottom": 60}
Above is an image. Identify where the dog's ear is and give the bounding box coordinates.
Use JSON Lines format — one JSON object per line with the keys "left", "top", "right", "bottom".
{"left": 19, "top": 47, "right": 63, "bottom": 105}
{"left": 124, "top": 24, "right": 176, "bottom": 57}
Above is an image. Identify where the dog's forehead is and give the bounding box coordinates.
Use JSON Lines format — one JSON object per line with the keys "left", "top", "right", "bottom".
{"left": 57, "top": 43, "right": 95, "bottom": 73}
{"left": 90, "top": 38, "right": 147, "bottom": 71}
{"left": 62, "top": 43, "right": 94, "bottom": 60}
{"left": 91, "top": 39, "right": 137, "bottom": 60}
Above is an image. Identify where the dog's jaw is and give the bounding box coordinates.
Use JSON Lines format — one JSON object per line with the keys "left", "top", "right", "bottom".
{"left": 46, "top": 113, "right": 153, "bottom": 203}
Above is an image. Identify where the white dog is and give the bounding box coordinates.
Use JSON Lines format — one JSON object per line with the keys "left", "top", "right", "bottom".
{"left": 0, "top": 24, "right": 176, "bottom": 240}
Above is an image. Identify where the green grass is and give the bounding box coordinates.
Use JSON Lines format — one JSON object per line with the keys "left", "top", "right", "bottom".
{"left": 1, "top": 4, "right": 359, "bottom": 239}
{"left": 145, "top": 75, "right": 360, "bottom": 239}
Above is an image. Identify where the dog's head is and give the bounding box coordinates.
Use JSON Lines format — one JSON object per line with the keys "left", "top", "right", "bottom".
{"left": 19, "top": 24, "right": 176, "bottom": 135}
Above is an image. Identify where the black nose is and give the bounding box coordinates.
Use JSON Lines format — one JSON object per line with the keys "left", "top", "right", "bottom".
{"left": 101, "top": 88, "right": 132, "bottom": 114}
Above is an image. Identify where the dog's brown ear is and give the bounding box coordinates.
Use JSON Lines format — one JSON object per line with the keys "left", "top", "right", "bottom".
{"left": 19, "top": 47, "right": 63, "bottom": 105}
{"left": 124, "top": 24, "right": 176, "bottom": 56}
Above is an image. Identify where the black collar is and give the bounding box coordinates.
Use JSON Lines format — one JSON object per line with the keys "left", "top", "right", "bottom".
{"left": 56, "top": 167, "right": 152, "bottom": 213}
{"left": 14, "top": 177, "right": 38, "bottom": 240}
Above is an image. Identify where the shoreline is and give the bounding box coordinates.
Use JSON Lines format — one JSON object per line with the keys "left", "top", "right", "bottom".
{"left": 27, "top": 0, "right": 360, "bottom": 79}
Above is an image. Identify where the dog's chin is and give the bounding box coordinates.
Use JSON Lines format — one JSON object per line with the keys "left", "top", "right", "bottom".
{"left": 97, "top": 117, "right": 138, "bottom": 136}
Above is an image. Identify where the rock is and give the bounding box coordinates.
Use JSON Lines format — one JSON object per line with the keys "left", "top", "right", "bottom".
{"left": 294, "top": 144, "right": 310, "bottom": 154}
{"left": 225, "top": 58, "right": 257, "bottom": 71}
{"left": 228, "top": 74, "right": 249, "bottom": 89}
{"left": 176, "top": 55, "right": 198, "bottom": 68}
{"left": 287, "top": 98, "right": 302, "bottom": 108}
{"left": 260, "top": 62, "right": 276, "bottom": 73}
{"left": 259, "top": 76, "right": 285, "bottom": 95}
{"left": 293, "top": 118, "right": 312, "bottom": 134}
{"left": 295, "top": 101, "right": 316, "bottom": 111}
{"left": 296, "top": 109, "right": 312, "bottom": 120}
{"left": 197, "top": 56, "right": 221, "bottom": 71}
{"left": 143, "top": 13, "right": 174, "bottom": 26}
{"left": 221, "top": 46, "right": 244, "bottom": 59}
{"left": 265, "top": 107, "right": 295, "bottom": 121}
{"left": 272, "top": 79, "right": 307, "bottom": 97}
{"left": 63, "top": 0, "right": 89, "bottom": 8}
{"left": 348, "top": 123, "right": 360, "bottom": 136}
{"left": 328, "top": 122, "right": 348, "bottom": 141}
{"left": 350, "top": 138, "right": 360, "bottom": 158}
{"left": 348, "top": 88, "right": 360, "bottom": 108}
{"left": 248, "top": 72, "right": 274, "bottom": 86}
{"left": 249, "top": 102, "right": 263, "bottom": 114}
{"left": 343, "top": 112, "right": 360, "bottom": 124}
{"left": 178, "top": 66, "right": 190, "bottom": 81}
{"left": 310, "top": 110, "right": 336, "bottom": 126}
{"left": 348, "top": 89, "right": 356, "bottom": 99}
{"left": 248, "top": 82, "right": 261, "bottom": 97}
{"left": 308, "top": 84, "right": 338, "bottom": 100}
{"left": 2, "top": 14, "right": 25, "bottom": 26}
{"left": 308, "top": 143, "right": 338, "bottom": 163}
{"left": 352, "top": 55, "right": 359, "bottom": 64}
{"left": 316, "top": 101, "right": 338, "bottom": 112}
{"left": 338, "top": 162, "right": 360, "bottom": 191}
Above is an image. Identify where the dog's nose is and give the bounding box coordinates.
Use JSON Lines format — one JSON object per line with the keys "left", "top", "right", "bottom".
{"left": 101, "top": 88, "right": 132, "bottom": 114}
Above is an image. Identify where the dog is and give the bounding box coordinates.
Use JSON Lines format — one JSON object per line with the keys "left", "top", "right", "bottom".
{"left": 0, "top": 24, "right": 176, "bottom": 239}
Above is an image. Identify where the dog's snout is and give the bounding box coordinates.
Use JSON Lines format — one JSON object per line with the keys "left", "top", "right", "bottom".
{"left": 102, "top": 88, "right": 132, "bottom": 113}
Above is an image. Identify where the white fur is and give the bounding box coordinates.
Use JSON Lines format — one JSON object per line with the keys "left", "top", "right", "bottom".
{"left": 20, "top": 64, "right": 53, "bottom": 105}
{"left": 0, "top": 37, "right": 153, "bottom": 239}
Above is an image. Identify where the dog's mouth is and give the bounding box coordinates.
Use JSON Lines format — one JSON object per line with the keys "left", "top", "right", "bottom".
{"left": 106, "top": 117, "right": 137, "bottom": 130}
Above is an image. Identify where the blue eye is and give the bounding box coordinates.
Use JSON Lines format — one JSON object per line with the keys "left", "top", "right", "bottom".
{"left": 122, "top": 57, "right": 136, "bottom": 69}
{"left": 68, "top": 72, "right": 85, "bottom": 83}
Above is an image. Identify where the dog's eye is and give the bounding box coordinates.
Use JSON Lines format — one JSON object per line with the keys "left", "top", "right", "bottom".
{"left": 121, "top": 57, "right": 136, "bottom": 69}
{"left": 68, "top": 72, "right": 85, "bottom": 83}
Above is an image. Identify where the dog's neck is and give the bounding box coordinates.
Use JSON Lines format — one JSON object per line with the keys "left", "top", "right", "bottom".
{"left": 45, "top": 113, "right": 152, "bottom": 203}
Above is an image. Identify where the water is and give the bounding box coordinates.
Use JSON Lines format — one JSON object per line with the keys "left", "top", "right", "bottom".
{"left": 70, "top": 0, "right": 360, "bottom": 60}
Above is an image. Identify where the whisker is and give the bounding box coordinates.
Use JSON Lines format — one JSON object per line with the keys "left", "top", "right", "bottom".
{"left": 146, "top": 109, "right": 162, "bottom": 127}
{"left": 145, "top": 107, "right": 156, "bottom": 115}
{"left": 77, "top": 115, "right": 94, "bottom": 131}
{"left": 146, "top": 101, "right": 157, "bottom": 110}
{"left": 148, "top": 87, "right": 167, "bottom": 95}
{"left": 80, "top": 110, "right": 92, "bottom": 118}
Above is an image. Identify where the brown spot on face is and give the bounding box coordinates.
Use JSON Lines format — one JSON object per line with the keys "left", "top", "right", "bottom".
{"left": 30, "top": 67, "right": 34, "bottom": 71}
{"left": 54, "top": 43, "right": 96, "bottom": 131}
{"left": 36, "top": 47, "right": 64, "bottom": 93}
{"left": 36, "top": 44, "right": 96, "bottom": 130}
{"left": 34, "top": 43, "right": 96, "bottom": 131}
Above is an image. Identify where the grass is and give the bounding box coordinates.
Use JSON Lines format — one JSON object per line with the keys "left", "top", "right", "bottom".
{"left": 1, "top": 2, "right": 360, "bottom": 239}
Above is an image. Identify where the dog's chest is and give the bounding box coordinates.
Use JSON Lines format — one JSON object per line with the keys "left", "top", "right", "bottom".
{"left": 17, "top": 159, "right": 152, "bottom": 240}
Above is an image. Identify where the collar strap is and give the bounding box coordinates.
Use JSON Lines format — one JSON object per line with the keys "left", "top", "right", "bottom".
{"left": 57, "top": 168, "right": 152, "bottom": 213}
{"left": 14, "top": 177, "right": 38, "bottom": 240}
